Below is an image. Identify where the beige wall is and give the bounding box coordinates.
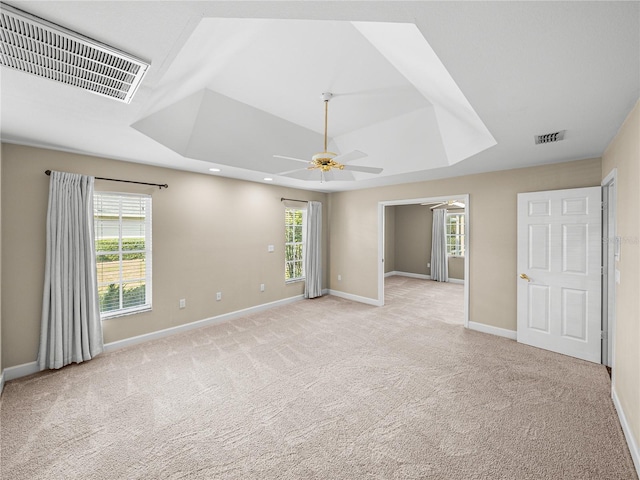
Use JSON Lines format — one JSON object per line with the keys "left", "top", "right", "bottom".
{"left": 448, "top": 257, "right": 464, "bottom": 281}
{"left": 602, "top": 99, "right": 640, "bottom": 455}
{"left": 394, "top": 204, "right": 432, "bottom": 276}
{"left": 328, "top": 157, "right": 602, "bottom": 330}
{"left": 1, "top": 144, "right": 328, "bottom": 369}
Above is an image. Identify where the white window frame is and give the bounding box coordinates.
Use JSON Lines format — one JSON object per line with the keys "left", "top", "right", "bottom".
{"left": 94, "top": 192, "right": 152, "bottom": 319}
{"left": 446, "top": 212, "right": 465, "bottom": 257}
{"left": 285, "top": 207, "right": 306, "bottom": 283}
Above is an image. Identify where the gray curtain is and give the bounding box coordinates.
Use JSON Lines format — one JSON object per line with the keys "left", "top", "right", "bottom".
{"left": 38, "top": 171, "right": 103, "bottom": 370}
{"left": 431, "top": 208, "right": 449, "bottom": 282}
{"left": 304, "top": 201, "right": 323, "bottom": 299}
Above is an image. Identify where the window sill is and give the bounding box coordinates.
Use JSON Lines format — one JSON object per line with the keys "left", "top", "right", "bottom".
{"left": 285, "top": 278, "right": 305, "bottom": 285}
{"left": 101, "top": 306, "right": 152, "bottom": 320}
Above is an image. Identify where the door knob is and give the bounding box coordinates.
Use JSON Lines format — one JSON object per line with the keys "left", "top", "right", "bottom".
{"left": 519, "top": 273, "right": 531, "bottom": 282}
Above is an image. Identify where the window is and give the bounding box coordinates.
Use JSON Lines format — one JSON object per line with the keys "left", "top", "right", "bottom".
{"left": 94, "top": 193, "right": 152, "bottom": 318}
{"left": 285, "top": 208, "right": 306, "bottom": 281}
{"left": 446, "top": 212, "right": 465, "bottom": 257}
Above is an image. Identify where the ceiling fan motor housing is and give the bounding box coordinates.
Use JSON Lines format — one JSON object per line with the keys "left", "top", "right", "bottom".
{"left": 311, "top": 151, "right": 345, "bottom": 171}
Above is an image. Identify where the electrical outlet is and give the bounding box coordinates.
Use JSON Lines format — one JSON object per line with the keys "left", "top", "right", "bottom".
{"left": 337, "top": 274, "right": 342, "bottom": 281}
{"left": 268, "top": 244, "right": 275, "bottom": 252}
{"left": 427, "top": 263, "right": 431, "bottom": 268}
{"left": 216, "top": 292, "right": 222, "bottom": 301}
{"left": 260, "top": 283, "right": 265, "bottom": 292}
{"left": 179, "top": 299, "right": 186, "bottom": 309}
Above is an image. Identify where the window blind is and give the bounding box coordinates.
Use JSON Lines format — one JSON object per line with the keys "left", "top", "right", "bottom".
{"left": 94, "top": 192, "right": 152, "bottom": 317}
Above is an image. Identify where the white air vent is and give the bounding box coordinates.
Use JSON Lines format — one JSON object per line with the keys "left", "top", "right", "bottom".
{"left": 0, "top": 3, "right": 149, "bottom": 103}
{"left": 534, "top": 130, "right": 566, "bottom": 145}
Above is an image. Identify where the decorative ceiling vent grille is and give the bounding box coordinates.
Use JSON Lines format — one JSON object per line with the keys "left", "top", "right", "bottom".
{"left": 0, "top": 3, "right": 149, "bottom": 103}
{"left": 534, "top": 130, "right": 566, "bottom": 145}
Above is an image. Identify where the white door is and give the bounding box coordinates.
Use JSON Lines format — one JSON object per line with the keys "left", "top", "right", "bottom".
{"left": 517, "top": 187, "right": 602, "bottom": 363}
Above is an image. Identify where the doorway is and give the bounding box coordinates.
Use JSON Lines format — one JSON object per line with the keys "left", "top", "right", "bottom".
{"left": 377, "top": 195, "right": 470, "bottom": 327}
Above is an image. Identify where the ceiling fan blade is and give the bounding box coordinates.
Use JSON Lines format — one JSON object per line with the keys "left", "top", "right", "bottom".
{"left": 273, "top": 154, "right": 311, "bottom": 164}
{"left": 280, "top": 169, "right": 321, "bottom": 181}
{"left": 332, "top": 150, "right": 367, "bottom": 164}
{"left": 430, "top": 203, "right": 448, "bottom": 210}
{"left": 342, "top": 165, "right": 383, "bottom": 174}
{"left": 276, "top": 167, "right": 309, "bottom": 176}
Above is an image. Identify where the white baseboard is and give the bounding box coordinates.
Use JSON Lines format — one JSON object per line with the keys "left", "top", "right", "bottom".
{"left": 448, "top": 278, "right": 465, "bottom": 284}
{"left": 468, "top": 321, "right": 517, "bottom": 340}
{"left": 385, "top": 271, "right": 431, "bottom": 280}
{"left": 328, "top": 289, "right": 382, "bottom": 307}
{"left": 3, "top": 360, "right": 39, "bottom": 382}
{"left": 0, "top": 369, "right": 5, "bottom": 395}
{"left": 104, "top": 294, "right": 305, "bottom": 353}
{"left": 612, "top": 386, "right": 640, "bottom": 476}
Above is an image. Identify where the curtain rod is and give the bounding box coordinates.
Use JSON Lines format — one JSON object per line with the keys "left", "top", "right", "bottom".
{"left": 280, "top": 197, "right": 308, "bottom": 203}
{"left": 45, "top": 170, "right": 168, "bottom": 189}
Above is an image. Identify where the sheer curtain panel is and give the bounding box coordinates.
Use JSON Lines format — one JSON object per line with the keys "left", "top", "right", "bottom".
{"left": 38, "top": 171, "right": 104, "bottom": 370}
{"left": 431, "top": 208, "right": 449, "bottom": 282}
{"left": 304, "top": 201, "right": 323, "bottom": 299}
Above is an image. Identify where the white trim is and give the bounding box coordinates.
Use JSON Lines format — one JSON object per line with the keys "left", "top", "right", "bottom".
{"left": 0, "top": 370, "right": 5, "bottom": 395}
{"left": 612, "top": 386, "right": 640, "bottom": 476}
{"left": 601, "top": 168, "right": 617, "bottom": 375}
{"left": 3, "top": 361, "right": 39, "bottom": 381}
{"left": 448, "top": 278, "right": 465, "bottom": 285}
{"left": 468, "top": 321, "right": 517, "bottom": 340}
{"left": 602, "top": 168, "right": 617, "bottom": 188}
{"left": 385, "top": 271, "right": 431, "bottom": 280}
{"left": 104, "top": 294, "right": 305, "bottom": 353}
{"left": 328, "top": 289, "right": 382, "bottom": 307}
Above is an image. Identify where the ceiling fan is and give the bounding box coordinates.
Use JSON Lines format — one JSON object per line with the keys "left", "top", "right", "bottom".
{"left": 274, "top": 92, "right": 383, "bottom": 181}
{"left": 421, "top": 200, "right": 466, "bottom": 210}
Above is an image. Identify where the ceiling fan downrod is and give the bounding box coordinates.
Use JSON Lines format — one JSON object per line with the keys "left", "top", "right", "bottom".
{"left": 322, "top": 92, "right": 333, "bottom": 153}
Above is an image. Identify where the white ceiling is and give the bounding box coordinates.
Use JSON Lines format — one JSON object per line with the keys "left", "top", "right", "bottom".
{"left": 1, "top": 1, "right": 639, "bottom": 192}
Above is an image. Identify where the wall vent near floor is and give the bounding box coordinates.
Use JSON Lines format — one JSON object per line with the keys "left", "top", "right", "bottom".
{"left": 0, "top": 3, "right": 149, "bottom": 103}
{"left": 534, "top": 130, "right": 566, "bottom": 145}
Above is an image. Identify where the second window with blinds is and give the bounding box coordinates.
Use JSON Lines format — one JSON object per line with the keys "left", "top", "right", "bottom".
{"left": 285, "top": 207, "right": 306, "bottom": 282}
{"left": 445, "top": 212, "right": 465, "bottom": 257}
{"left": 94, "top": 192, "right": 152, "bottom": 318}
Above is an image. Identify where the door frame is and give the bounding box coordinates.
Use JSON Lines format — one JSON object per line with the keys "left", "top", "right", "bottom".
{"left": 377, "top": 194, "right": 470, "bottom": 328}
{"left": 602, "top": 169, "right": 617, "bottom": 373}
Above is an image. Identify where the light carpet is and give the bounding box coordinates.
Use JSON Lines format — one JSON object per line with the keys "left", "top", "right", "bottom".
{"left": 1, "top": 277, "right": 636, "bottom": 479}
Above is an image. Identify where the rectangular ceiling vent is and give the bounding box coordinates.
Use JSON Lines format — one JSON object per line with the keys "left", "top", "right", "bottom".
{"left": 0, "top": 3, "right": 149, "bottom": 103}
{"left": 534, "top": 130, "right": 566, "bottom": 145}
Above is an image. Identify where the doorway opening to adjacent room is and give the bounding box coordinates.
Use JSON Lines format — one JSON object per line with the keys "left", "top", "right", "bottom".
{"left": 377, "top": 195, "right": 470, "bottom": 328}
